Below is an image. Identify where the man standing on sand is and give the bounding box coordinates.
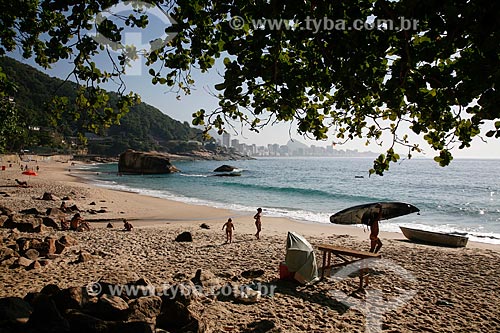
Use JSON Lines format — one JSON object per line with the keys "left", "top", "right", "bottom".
{"left": 222, "top": 218, "right": 235, "bottom": 243}
{"left": 254, "top": 208, "right": 262, "bottom": 239}
{"left": 369, "top": 204, "right": 383, "bottom": 253}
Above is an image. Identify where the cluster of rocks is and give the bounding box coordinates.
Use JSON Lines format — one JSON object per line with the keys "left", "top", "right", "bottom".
{"left": 0, "top": 269, "right": 260, "bottom": 333}
{"left": 0, "top": 233, "right": 78, "bottom": 270}
{"left": 0, "top": 205, "right": 68, "bottom": 233}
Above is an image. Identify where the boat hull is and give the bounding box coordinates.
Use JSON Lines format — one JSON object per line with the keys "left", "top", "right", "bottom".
{"left": 400, "top": 226, "right": 468, "bottom": 248}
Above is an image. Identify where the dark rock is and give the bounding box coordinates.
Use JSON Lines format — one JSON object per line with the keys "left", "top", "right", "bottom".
{"left": 40, "top": 284, "right": 61, "bottom": 297}
{"left": 27, "top": 293, "right": 70, "bottom": 332}
{"left": 59, "top": 235, "right": 78, "bottom": 247}
{"left": 42, "top": 216, "right": 61, "bottom": 229}
{"left": 30, "top": 239, "right": 52, "bottom": 256}
{"left": 241, "top": 269, "right": 265, "bottom": 279}
{"left": 41, "top": 192, "right": 60, "bottom": 201}
{"left": 27, "top": 260, "right": 41, "bottom": 270}
{"left": 127, "top": 296, "right": 162, "bottom": 323}
{"left": 77, "top": 252, "right": 94, "bottom": 263}
{"left": 23, "top": 249, "right": 39, "bottom": 260}
{"left": 66, "top": 310, "right": 153, "bottom": 333}
{"left": 16, "top": 237, "right": 32, "bottom": 252}
{"left": 89, "top": 201, "right": 96, "bottom": 206}
{"left": 106, "top": 222, "right": 114, "bottom": 228}
{"left": 0, "top": 215, "right": 8, "bottom": 227}
{"left": 53, "top": 287, "right": 87, "bottom": 312}
{"left": 62, "top": 196, "right": 71, "bottom": 201}
{"left": 213, "top": 165, "right": 237, "bottom": 172}
{"left": 0, "top": 247, "right": 15, "bottom": 261}
{"left": 19, "top": 207, "right": 43, "bottom": 215}
{"left": 55, "top": 240, "right": 67, "bottom": 255}
{"left": 91, "top": 294, "right": 129, "bottom": 321}
{"left": 175, "top": 232, "right": 193, "bottom": 242}
{"left": 0, "top": 205, "right": 13, "bottom": 216}
{"left": 4, "top": 215, "right": 42, "bottom": 232}
{"left": 69, "top": 204, "right": 80, "bottom": 212}
{"left": 156, "top": 300, "right": 206, "bottom": 333}
{"left": 33, "top": 224, "right": 48, "bottom": 233}
{"left": 118, "top": 150, "right": 180, "bottom": 174}
{"left": 0, "top": 297, "right": 32, "bottom": 327}
{"left": 199, "top": 223, "right": 210, "bottom": 229}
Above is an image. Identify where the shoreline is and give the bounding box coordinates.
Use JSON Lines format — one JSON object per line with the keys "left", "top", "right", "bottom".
{"left": 73, "top": 162, "right": 500, "bottom": 250}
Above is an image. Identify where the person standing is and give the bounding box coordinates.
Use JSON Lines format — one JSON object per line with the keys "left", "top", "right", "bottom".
{"left": 369, "top": 204, "right": 383, "bottom": 253}
{"left": 254, "top": 208, "right": 262, "bottom": 239}
{"left": 222, "top": 218, "right": 235, "bottom": 243}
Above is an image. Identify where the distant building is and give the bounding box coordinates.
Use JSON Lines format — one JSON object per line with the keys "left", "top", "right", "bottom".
{"left": 222, "top": 133, "right": 230, "bottom": 147}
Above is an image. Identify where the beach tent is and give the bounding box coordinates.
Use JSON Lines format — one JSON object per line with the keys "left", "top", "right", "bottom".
{"left": 285, "top": 232, "right": 319, "bottom": 284}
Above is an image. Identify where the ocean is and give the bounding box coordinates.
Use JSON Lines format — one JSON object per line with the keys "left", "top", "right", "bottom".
{"left": 82, "top": 157, "right": 500, "bottom": 245}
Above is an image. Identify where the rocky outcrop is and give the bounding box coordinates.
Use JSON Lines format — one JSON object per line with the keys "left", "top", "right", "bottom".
{"left": 213, "top": 165, "right": 237, "bottom": 172}
{"left": 118, "top": 150, "right": 180, "bottom": 174}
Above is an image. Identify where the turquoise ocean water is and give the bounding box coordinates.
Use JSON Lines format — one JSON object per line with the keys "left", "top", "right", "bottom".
{"left": 82, "top": 158, "right": 500, "bottom": 245}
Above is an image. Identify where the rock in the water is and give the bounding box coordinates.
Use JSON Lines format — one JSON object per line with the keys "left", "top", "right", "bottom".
{"left": 213, "top": 165, "right": 237, "bottom": 172}
{"left": 175, "top": 232, "right": 193, "bottom": 242}
{"left": 118, "top": 149, "right": 180, "bottom": 174}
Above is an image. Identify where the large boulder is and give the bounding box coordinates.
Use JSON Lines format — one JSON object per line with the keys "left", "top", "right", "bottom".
{"left": 213, "top": 165, "right": 237, "bottom": 172}
{"left": 118, "top": 150, "right": 180, "bottom": 174}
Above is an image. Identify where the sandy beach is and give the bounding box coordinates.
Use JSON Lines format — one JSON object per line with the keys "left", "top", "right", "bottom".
{"left": 1, "top": 158, "right": 499, "bottom": 332}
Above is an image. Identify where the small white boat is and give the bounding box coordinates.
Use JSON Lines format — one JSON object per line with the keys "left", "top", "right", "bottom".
{"left": 400, "top": 226, "right": 468, "bottom": 248}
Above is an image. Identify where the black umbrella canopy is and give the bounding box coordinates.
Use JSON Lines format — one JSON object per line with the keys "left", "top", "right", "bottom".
{"left": 330, "top": 202, "right": 420, "bottom": 225}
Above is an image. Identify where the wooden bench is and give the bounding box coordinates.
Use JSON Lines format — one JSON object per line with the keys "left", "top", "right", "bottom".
{"left": 317, "top": 244, "right": 381, "bottom": 289}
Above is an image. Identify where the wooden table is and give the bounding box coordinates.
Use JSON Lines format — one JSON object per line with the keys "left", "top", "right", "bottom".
{"left": 317, "top": 244, "right": 381, "bottom": 288}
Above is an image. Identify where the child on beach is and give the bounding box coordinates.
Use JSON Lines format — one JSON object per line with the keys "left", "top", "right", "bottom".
{"left": 222, "top": 218, "right": 235, "bottom": 243}
{"left": 369, "top": 204, "right": 383, "bottom": 253}
{"left": 123, "top": 219, "right": 133, "bottom": 231}
{"left": 254, "top": 208, "right": 262, "bottom": 239}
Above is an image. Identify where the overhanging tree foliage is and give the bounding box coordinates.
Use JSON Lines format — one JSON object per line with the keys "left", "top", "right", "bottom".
{"left": 0, "top": 0, "right": 499, "bottom": 174}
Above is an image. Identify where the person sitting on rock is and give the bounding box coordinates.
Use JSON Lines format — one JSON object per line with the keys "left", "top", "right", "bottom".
{"left": 123, "top": 219, "right": 133, "bottom": 231}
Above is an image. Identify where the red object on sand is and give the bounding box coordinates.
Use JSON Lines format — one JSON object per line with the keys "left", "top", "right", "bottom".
{"left": 22, "top": 170, "right": 38, "bottom": 176}
{"left": 279, "top": 262, "right": 292, "bottom": 279}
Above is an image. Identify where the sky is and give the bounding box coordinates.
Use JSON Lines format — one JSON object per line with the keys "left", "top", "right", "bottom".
{"left": 8, "top": 2, "right": 500, "bottom": 159}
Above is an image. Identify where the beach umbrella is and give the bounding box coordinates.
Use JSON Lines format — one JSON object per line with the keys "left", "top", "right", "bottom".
{"left": 22, "top": 170, "right": 38, "bottom": 176}
{"left": 329, "top": 202, "right": 419, "bottom": 225}
{"left": 21, "top": 169, "right": 38, "bottom": 185}
{"left": 285, "top": 232, "right": 319, "bottom": 284}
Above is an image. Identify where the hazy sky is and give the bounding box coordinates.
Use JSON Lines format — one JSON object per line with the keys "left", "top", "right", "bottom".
{"left": 9, "top": 2, "right": 500, "bottom": 159}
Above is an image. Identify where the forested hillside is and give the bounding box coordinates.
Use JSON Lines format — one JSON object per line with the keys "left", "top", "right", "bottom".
{"left": 0, "top": 56, "right": 202, "bottom": 155}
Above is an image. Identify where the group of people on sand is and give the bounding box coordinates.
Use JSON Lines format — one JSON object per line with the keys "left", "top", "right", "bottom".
{"left": 222, "top": 206, "right": 383, "bottom": 253}
{"left": 222, "top": 207, "right": 262, "bottom": 244}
